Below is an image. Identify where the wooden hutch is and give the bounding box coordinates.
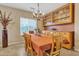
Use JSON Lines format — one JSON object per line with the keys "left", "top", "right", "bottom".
{"left": 42, "top": 3, "right": 75, "bottom": 49}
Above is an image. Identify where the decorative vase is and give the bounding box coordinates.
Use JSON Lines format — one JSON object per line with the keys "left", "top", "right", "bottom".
{"left": 0, "top": 10, "right": 12, "bottom": 48}
{"left": 2, "top": 28, "right": 8, "bottom": 48}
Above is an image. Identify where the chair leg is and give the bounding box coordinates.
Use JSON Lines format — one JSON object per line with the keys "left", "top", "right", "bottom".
{"left": 27, "top": 48, "right": 30, "bottom": 56}
{"left": 30, "top": 49, "right": 33, "bottom": 56}
{"left": 54, "top": 52, "right": 60, "bottom": 56}
{"left": 26, "top": 48, "right": 34, "bottom": 56}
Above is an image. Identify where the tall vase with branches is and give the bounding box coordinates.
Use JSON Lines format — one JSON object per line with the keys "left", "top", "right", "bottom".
{"left": 0, "top": 10, "right": 12, "bottom": 48}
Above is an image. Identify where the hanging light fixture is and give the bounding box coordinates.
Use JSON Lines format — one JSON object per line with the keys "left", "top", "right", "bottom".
{"left": 31, "top": 3, "right": 44, "bottom": 20}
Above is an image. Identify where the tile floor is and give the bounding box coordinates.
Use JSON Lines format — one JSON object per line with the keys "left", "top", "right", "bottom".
{"left": 0, "top": 43, "right": 26, "bottom": 56}
{"left": 60, "top": 48, "right": 79, "bottom": 56}
{"left": 0, "top": 43, "right": 79, "bottom": 56}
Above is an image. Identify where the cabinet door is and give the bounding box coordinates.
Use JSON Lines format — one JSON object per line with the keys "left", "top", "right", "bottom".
{"left": 61, "top": 32, "right": 74, "bottom": 49}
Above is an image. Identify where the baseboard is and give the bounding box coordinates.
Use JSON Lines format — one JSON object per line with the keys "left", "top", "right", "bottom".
{"left": 0, "top": 44, "right": 2, "bottom": 48}
{"left": 0, "top": 41, "right": 24, "bottom": 48}
{"left": 74, "top": 48, "right": 79, "bottom": 52}
{"left": 9, "top": 41, "right": 24, "bottom": 45}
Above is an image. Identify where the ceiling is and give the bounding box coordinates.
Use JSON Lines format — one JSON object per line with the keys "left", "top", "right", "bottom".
{"left": 0, "top": 3, "right": 65, "bottom": 14}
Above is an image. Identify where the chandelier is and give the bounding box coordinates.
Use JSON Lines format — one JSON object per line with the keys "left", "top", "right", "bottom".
{"left": 31, "top": 3, "right": 44, "bottom": 20}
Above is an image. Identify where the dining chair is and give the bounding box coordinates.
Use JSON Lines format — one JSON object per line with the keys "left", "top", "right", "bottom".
{"left": 43, "top": 34, "right": 61, "bottom": 56}
{"left": 23, "top": 33, "right": 28, "bottom": 51}
{"left": 23, "top": 33, "right": 37, "bottom": 56}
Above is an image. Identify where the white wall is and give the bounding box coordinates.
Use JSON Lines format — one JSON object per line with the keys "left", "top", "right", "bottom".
{"left": 0, "top": 5, "right": 33, "bottom": 47}
{"left": 75, "top": 3, "right": 79, "bottom": 51}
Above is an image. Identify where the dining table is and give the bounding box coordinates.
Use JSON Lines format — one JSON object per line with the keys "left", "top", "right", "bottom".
{"left": 31, "top": 34, "right": 53, "bottom": 56}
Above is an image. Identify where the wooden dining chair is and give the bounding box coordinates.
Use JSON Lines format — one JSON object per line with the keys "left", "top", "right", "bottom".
{"left": 23, "top": 33, "right": 28, "bottom": 51}
{"left": 51, "top": 36, "right": 61, "bottom": 56}
{"left": 23, "top": 33, "right": 37, "bottom": 56}
{"left": 43, "top": 35, "right": 61, "bottom": 56}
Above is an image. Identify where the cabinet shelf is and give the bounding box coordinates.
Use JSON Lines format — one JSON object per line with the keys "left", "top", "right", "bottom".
{"left": 53, "top": 16, "right": 70, "bottom": 22}
{"left": 43, "top": 22, "right": 73, "bottom": 27}
{"left": 42, "top": 3, "right": 74, "bottom": 29}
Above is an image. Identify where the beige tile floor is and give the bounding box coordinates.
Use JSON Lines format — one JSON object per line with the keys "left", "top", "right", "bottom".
{"left": 0, "top": 43, "right": 79, "bottom": 56}
{"left": 60, "top": 48, "right": 79, "bottom": 56}
{"left": 0, "top": 43, "right": 27, "bottom": 56}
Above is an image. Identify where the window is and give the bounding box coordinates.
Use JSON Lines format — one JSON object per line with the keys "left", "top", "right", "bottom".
{"left": 20, "top": 17, "right": 37, "bottom": 35}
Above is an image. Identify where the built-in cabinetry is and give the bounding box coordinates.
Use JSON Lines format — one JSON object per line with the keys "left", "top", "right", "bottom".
{"left": 42, "top": 3, "right": 74, "bottom": 49}
{"left": 61, "top": 32, "right": 74, "bottom": 49}
{"left": 43, "top": 3, "right": 74, "bottom": 29}
{"left": 52, "top": 32, "right": 74, "bottom": 49}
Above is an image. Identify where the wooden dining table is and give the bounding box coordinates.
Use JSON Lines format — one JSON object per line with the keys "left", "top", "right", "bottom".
{"left": 31, "top": 34, "right": 53, "bottom": 56}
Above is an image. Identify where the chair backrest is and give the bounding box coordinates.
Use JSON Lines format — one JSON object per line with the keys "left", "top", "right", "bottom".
{"left": 26, "top": 34, "right": 32, "bottom": 47}
{"left": 50, "top": 35, "right": 61, "bottom": 55}
{"left": 23, "top": 32, "right": 27, "bottom": 40}
{"left": 50, "top": 37, "right": 54, "bottom": 54}
{"left": 23, "top": 33, "right": 32, "bottom": 49}
{"left": 55, "top": 36, "right": 61, "bottom": 50}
